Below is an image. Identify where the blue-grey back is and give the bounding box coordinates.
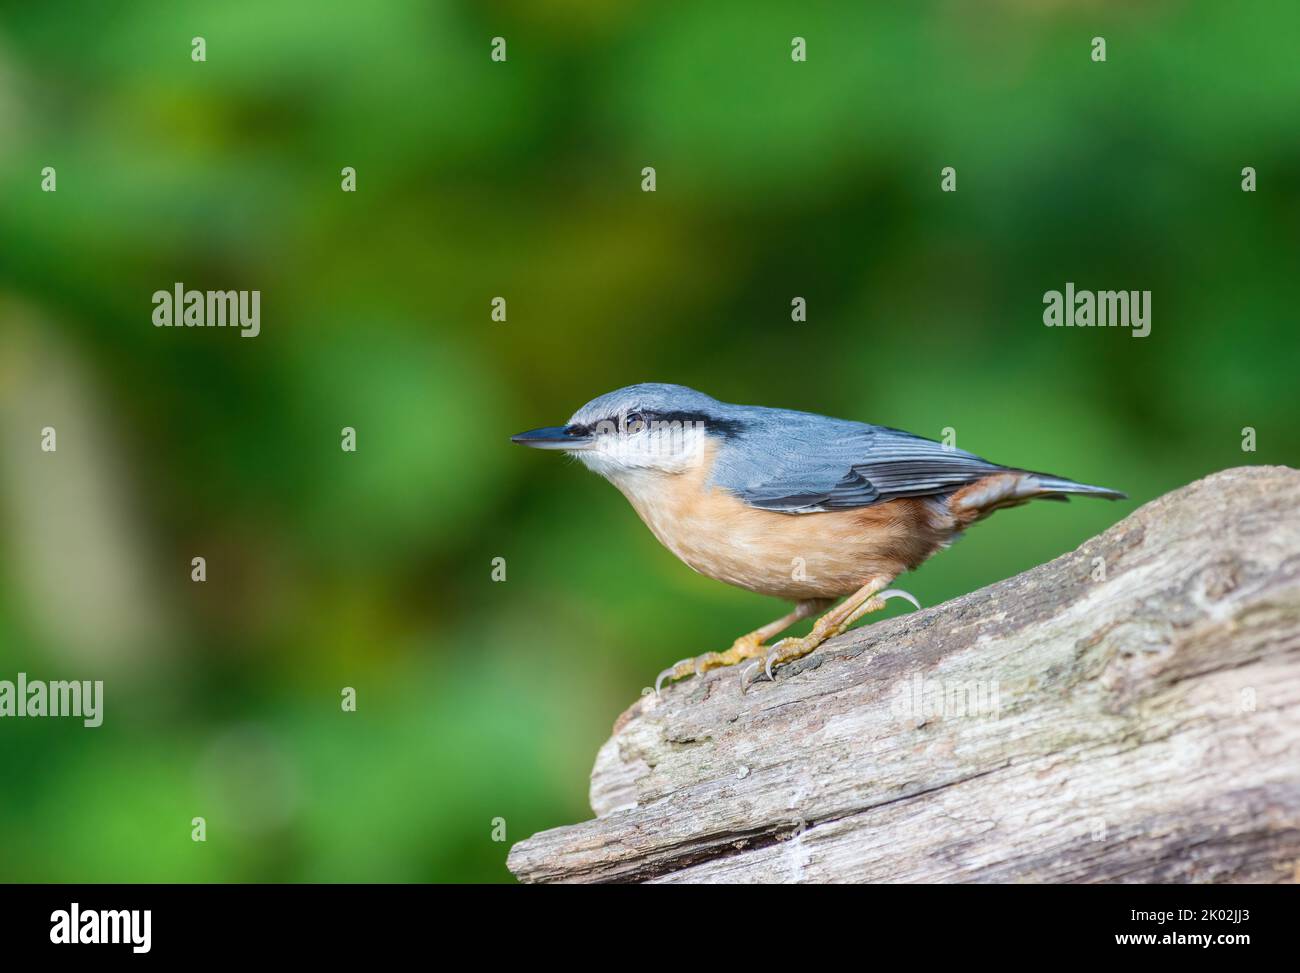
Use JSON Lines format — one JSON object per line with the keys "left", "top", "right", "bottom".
{"left": 709, "top": 402, "right": 1010, "bottom": 513}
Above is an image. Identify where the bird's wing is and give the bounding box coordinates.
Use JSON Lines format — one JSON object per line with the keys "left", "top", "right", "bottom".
{"left": 709, "top": 410, "right": 1009, "bottom": 514}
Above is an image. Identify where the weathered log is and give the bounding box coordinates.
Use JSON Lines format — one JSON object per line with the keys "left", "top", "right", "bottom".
{"left": 508, "top": 466, "right": 1300, "bottom": 883}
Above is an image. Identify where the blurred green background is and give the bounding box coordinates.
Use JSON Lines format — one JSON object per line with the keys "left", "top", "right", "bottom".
{"left": 0, "top": 1, "right": 1297, "bottom": 882}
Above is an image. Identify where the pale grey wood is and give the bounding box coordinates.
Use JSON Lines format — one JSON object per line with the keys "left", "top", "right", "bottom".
{"left": 508, "top": 466, "right": 1300, "bottom": 883}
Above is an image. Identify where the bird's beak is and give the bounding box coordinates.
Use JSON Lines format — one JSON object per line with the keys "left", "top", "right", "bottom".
{"left": 510, "top": 426, "right": 594, "bottom": 450}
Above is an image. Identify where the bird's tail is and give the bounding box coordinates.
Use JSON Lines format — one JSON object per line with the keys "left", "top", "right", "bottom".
{"left": 948, "top": 470, "right": 1126, "bottom": 528}
{"left": 1024, "top": 473, "right": 1127, "bottom": 501}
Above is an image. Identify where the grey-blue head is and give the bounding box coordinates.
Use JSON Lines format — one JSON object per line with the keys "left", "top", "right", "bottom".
{"left": 511, "top": 383, "right": 743, "bottom": 478}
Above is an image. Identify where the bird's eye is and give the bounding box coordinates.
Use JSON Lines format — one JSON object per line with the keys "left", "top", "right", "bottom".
{"left": 624, "top": 411, "right": 647, "bottom": 434}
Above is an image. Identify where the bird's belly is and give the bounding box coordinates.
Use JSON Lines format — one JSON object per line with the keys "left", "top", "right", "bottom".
{"left": 624, "top": 479, "right": 953, "bottom": 600}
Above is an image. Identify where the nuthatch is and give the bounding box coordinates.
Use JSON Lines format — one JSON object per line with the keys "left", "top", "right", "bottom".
{"left": 513, "top": 383, "right": 1125, "bottom": 694}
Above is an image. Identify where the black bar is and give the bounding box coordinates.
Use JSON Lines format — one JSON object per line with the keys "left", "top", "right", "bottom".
{"left": 0, "top": 883, "right": 1286, "bottom": 960}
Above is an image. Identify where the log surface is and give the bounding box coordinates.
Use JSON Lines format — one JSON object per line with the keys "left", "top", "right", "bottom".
{"left": 508, "top": 466, "right": 1300, "bottom": 883}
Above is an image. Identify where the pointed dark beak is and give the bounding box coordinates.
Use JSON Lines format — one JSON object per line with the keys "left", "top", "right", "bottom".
{"left": 510, "top": 425, "right": 593, "bottom": 450}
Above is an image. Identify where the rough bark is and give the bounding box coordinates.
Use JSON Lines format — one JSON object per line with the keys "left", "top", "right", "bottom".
{"left": 508, "top": 466, "right": 1300, "bottom": 884}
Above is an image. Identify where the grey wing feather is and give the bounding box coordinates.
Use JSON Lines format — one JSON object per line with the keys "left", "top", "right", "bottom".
{"left": 710, "top": 409, "right": 1008, "bottom": 514}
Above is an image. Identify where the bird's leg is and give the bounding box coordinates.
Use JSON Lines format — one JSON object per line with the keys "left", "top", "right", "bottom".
{"left": 655, "top": 598, "right": 832, "bottom": 694}
{"left": 741, "top": 577, "right": 921, "bottom": 692}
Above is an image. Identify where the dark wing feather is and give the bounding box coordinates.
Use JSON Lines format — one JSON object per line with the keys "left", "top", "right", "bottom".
{"left": 710, "top": 411, "right": 1008, "bottom": 514}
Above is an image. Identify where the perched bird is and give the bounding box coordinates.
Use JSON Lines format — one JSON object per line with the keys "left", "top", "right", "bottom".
{"left": 513, "top": 383, "right": 1124, "bottom": 693}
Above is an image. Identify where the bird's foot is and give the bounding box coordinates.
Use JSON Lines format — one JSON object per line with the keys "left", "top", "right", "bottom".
{"left": 740, "top": 588, "right": 921, "bottom": 693}
{"left": 740, "top": 636, "right": 818, "bottom": 694}
{"left": 654, "top": 634, "right": 767, "bottom": 695}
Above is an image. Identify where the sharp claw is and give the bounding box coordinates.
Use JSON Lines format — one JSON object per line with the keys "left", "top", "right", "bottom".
{"left": 655, "top": 663, "right": 679, "bottom": 696}
{"left": 878, "top": 588, "right": 921, "bottom": 611}
{"left": 742, "top": 643, "right": 787, "bottom": 694}
{"left": 656, "top": 657, "right": 697, "bottom": 695}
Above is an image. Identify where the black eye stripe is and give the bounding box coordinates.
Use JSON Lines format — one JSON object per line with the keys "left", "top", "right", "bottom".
{"left": 576, "top": 411, "right": 747, "bottom": 436}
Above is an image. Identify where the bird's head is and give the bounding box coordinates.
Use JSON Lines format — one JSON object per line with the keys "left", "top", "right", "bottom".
{"left": 511, "top": 383, "right": 740, "bottom": 481}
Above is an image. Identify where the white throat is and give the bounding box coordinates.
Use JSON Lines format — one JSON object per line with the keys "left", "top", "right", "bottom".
{"left": 577, "top": 421, "right": 709, "bottom": 482}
